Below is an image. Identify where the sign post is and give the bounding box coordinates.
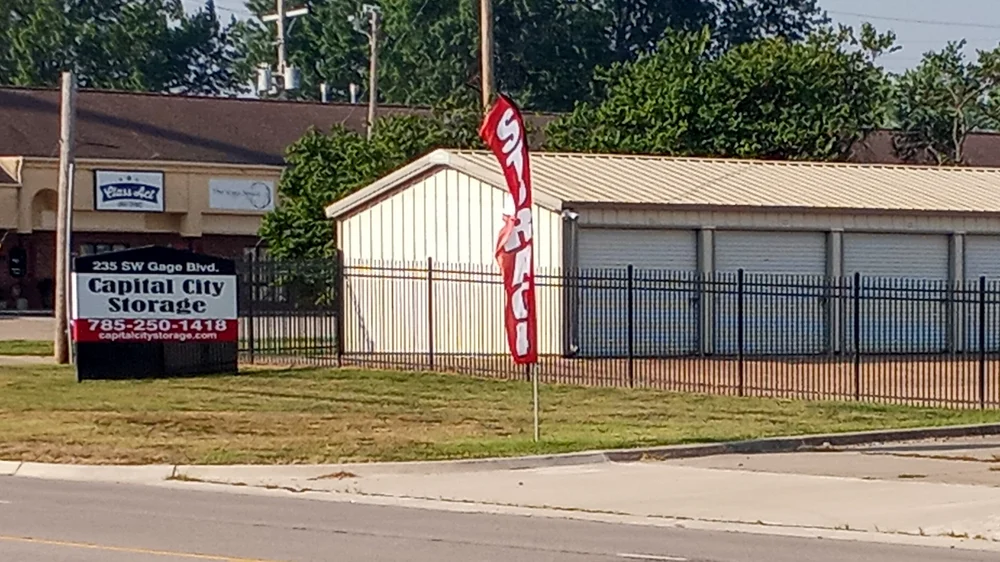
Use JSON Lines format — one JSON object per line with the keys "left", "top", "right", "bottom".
{"left": 71, "top": 246, "right": 239, "bottom": 380}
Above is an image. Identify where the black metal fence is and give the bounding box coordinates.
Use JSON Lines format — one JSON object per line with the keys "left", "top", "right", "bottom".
{"left": 236, "top": 257, "right": 339, "bottom": 362}
{"left": 239, "top": 256, "right": 1000, "bottom": 409}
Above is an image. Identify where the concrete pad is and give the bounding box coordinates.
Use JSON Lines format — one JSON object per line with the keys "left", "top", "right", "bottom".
{"left": 0, "top": 355, "right": 55, "bottom": 366}
{"left": 177, "top": 452, "right": 610, "bottom": 485}
{"left": 0, "top": 461, "right": 21, "bottom": 476}
{"left": 851, "top": 436, "right": 1000, "bottom": 462}
{"left": 177, "top": 464, "right": 348, "bottom": 486}
{"left": 15, "top": 463, "right": 175, "bottom": 484}
{"left": 663, "top": 451, "right": 1000, "bottom": 486}
{"left": 279, "top": 462, "right": 1000, "bottom": 542}
{"left": 0, "top": 316, "right": 52, "bottom": 341}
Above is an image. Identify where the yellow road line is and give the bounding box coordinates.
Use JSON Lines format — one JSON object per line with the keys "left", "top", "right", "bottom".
{"left": 0, "top": 534, "right": 283, "bottom": 561}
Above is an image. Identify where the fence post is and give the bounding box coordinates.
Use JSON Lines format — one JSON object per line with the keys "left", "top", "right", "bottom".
{"left": 246, "top": 254, "right": 256, "bottom": 365}
{"left": 427, "top": 257, "right": 435, "bottom": 371}
{"left": 980, "top": 276, "right": 987, "bottom": 410}
{"left": 737, "top": 269, "right": 745, "bottom": 397}
{"left": 853, "top": 272, "right": 862, "bottom": 401}
{"left": 627, "top": 264, "right": 635, "bottom": 388}
{"left": 334, "top": 252, "right": 345, "bottom": 368}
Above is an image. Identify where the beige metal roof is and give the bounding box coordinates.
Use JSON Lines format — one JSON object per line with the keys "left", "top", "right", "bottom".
{"left": 326, "top": 149, "right": 1000, "bottom": 219}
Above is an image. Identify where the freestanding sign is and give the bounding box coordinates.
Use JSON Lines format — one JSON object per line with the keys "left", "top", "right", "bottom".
{"left": 71, "top": 246, "right": 238, "bottom": 380}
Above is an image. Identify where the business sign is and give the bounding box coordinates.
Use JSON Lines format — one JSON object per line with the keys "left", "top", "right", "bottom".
{"left": 479, "top": 93, "right": 537, "bottom": 365}
{"left": 71, "top": 246, "right": 237, "bottom": 343}
{"left": 209, "top": 178, "right": 275, "bottom": 212}
{"left": 94, "top": 170, "right": 165, "bottom": 212}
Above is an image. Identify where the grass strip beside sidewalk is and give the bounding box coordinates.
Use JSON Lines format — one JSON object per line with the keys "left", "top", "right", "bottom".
{"left": 0, "top": 340, "right": 53, "bottom": 356}
{"left": 1, "top": 365, "right": 998, "bottom": 465}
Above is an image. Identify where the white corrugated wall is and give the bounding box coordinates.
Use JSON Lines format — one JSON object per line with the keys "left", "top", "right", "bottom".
{"left": 339, "top": 169, "right": 563, "bottom": 357}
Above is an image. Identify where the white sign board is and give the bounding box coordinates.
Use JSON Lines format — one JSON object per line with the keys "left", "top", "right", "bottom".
{"left": 209, "top": 178, "right": 275, "bottom": 212}
{"left": 71, "top": 246, "right": 238, "bottom": 343}
{"left": 94, "top": 170, "right": 165, "bottom": 212}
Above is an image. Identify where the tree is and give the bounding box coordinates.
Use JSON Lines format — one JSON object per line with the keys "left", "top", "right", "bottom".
{"left": 891, "top": 41, "right": 1000, "bottom": 166}
{"left": 601, "top": 0, "right": 827, "bottom": 63}
{"left": 232, "top": 0, "right": 827, "bottom": 112}
{"left": 710, "top": 0, "right": 828, "bottom": 52}
{"left": 545, "top": 24, "right": 896, "bottom": 161}
{"left": 0, "top": 0, "right": 242, "bottom": 94}
{"left": 259, "top": 106, "right": 482, "bottom": 260}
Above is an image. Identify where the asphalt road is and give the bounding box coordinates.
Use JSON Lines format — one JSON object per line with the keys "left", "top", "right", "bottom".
{"left": 0, "top": 477, "right": 994, "bottom": 562}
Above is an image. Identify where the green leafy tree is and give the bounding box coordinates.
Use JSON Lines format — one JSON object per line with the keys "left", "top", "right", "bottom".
{"left": 259, "top": 107, "right": 482, "bottom": 260}
{"left": 0, "top": 0, "right": 242, "bottom": 94}
{"left": 891, "top": 41, "right": 1000, "bottom": 166}
{"left": 233, "top": 0, "right": 826, "bottom": 112}
{"left": 546, "top": 24, "right": 896, "bottom": 161}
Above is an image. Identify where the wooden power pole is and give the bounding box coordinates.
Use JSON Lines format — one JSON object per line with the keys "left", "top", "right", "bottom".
{"left": 480, "top": 0, "right": 494, "bottom": 111}
{"left": 366, "top": 5, "right": 381, "bottom": 140}
{"left": 54, "top": 71, "right": 76, "bottom": 365}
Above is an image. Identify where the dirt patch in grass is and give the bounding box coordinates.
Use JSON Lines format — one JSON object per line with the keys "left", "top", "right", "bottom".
{"left": 1, "top": 365, "right": 999, "bottom": 465}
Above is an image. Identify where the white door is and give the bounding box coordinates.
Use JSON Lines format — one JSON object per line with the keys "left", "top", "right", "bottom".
{"left": 962, "top": 235, "right": 1000, "bottom": 351}
{"left": 714, "top": 231, "right": 828, "bottom": 355}
{"left": 843, "top": 233, "right": 950, "bottom": 353}
{"left": 576, "top": 229, "right": 698, "bottom": 357}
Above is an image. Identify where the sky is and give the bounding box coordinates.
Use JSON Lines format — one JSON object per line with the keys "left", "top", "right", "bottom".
{"left": 202, "top": 0, "right": 1000, "bottom": 75}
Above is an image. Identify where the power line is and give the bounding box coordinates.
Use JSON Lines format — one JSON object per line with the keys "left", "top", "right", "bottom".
{"left": 828, "top": 10, "right": 1000, "bottom": 30}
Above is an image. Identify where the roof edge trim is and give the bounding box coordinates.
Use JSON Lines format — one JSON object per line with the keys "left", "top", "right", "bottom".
{"left": 325, "top": 149, "right": 565, "bottom": 220}
{"left": 21, "top": 156, "right": 284, "bottom": 172}
{"left": 325, "top": 150, "right": 448, "bottom": 219}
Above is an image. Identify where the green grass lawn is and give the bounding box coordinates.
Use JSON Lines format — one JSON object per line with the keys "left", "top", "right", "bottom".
{"left": 0, "top": 340, "right": 53, "bottom": 356}
{"left": 1, "top": 365, "right": 998, "bottom": 465}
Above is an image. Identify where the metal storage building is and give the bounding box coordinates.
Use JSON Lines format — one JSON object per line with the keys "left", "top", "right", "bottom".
{"left": 325, "top": 149, "right": 1000, "bottom": 358}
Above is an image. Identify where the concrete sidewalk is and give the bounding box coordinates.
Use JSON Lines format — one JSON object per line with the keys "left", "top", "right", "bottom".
{"left": 170, "top": 460, "right": 1000, "bottom": 544}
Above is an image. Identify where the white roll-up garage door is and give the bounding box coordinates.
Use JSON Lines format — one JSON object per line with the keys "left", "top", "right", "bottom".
{"left": 963, "top": 235, "right": 1000, "bottom": 351}
{"left": 966, "top": 235, "right": 1000, "bottom": 279}
{"left": 843, "top": 233, "right": 950, "bottom": 353}
{"left": 714, "top": 231, "right": 828, "bottom": 355}
{"left": 576, "top": 229, "right": 698, "bottom": 357}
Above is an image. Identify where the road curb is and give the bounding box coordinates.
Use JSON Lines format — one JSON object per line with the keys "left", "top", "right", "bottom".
{"left": 12, "top": 462, "right": 175, "bottom": 482}
{"left": 601, "top": 422, "right": 1000, "bottom": 462}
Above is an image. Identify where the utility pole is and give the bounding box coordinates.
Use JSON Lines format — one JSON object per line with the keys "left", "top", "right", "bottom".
{"left": 259, "top": 0, "right": 308, "bottom": 96}
{"left": 366, "top": 5, "right": 380, "bottom": 140}
{"left": 276, "top": 0, "right": 287, "bottom": 74}
{"left": 480, "top": 0, "right": 494, "bottom": 111}
{"left": 54, "top": 71, "right": 76, "bottom": 365}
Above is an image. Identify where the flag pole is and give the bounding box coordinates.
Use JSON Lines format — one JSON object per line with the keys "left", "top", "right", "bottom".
{"left": 532, "top": 364, "right": 539, "bottom": 442}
